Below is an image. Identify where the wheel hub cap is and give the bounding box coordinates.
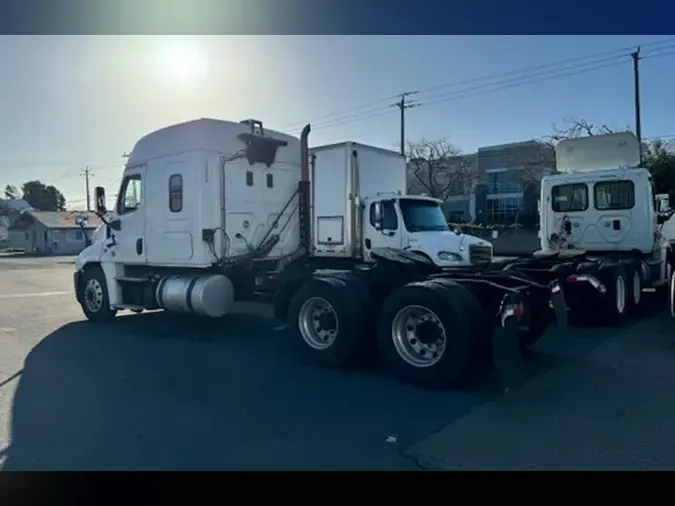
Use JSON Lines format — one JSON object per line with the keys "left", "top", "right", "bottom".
{"left": 298, "top": 297, "right": 339, "bottom": 350}
{"left": 392, "top": 305, "right": 446, "bottom": 368}
{"left": 84, "top": 278, "right": 104, "bottom": 313}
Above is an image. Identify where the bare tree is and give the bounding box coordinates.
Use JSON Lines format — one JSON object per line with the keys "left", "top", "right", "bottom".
{"left": 405, "top": 138, "right": 478, "bottom": 201}
{"left": 3, "top": 184, "right": 18, "bottom": 200}
{"left": 542, "top": 117, "right": 633, "bottom": 146}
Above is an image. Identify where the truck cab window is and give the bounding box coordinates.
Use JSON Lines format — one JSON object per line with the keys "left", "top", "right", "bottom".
{"left": 551, "top": 183, "right": 588, "bottom": 212}
{"left": 169, "top": 174, "right": 183, "bottom": 212}
{"left": 118, "top": 175, "right": 142, "bottom": 215}
{"left": 370, "top": 201, "right": 398, "bottom": 229}
{"left": 594, "top": 180, "right": 635, "bottom": 210}
{"left": 381, "top": 201, "right": 398, "bottom": 230}
{"left": 399, "top": 199, "right": 448, "bottom": 232}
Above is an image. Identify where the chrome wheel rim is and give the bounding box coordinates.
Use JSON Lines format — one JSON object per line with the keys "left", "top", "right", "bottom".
{"left": 84, "top": 278, "right": 104, "bottom": 313}
{"left": 298, "top": 297, "right": 338, "bottom": 350}
{"left": 391, "top": 305, "right": 446, "bottom": 368}
{"left": 615, "top": 275, "right": 626, "bottom": 315}
{"left": 670, "top": 270, "right": 675, "bottom": 319}
{"left": 632, "top": 271, "right": 641, "bottom": 306}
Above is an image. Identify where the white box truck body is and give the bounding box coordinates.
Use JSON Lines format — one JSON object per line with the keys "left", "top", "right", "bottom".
{"left": 310, "top": 142, "right": 492, "bottom": 266}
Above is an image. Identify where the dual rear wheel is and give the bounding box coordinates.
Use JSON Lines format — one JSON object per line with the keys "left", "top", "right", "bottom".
{"left": 287, "top": 276, "right": 499, "bottom": 389}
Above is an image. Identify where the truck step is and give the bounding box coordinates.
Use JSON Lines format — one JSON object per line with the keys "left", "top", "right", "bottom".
{"left": 115, "top": 276, "right": 150, "bottom": 283}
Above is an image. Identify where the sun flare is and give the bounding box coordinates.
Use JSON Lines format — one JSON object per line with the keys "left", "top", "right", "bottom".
{"left": 161, "top": 40, "right": 205, "bottom": 81}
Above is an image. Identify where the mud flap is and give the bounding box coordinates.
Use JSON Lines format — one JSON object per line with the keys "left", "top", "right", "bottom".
{"left": 550, "top": 281, "right": 568, "bottom": 329}
{"left": 492, "top": 312, "right": 524, "bottom": 393}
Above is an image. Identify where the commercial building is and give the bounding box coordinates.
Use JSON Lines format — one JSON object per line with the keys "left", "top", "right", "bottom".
{"left": 407, "top": 139, "right": 555, "bottom": 225}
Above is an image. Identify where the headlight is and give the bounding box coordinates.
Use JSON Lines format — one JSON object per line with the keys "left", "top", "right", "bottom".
{"left": 437, "top": 251, "right": 463, "bottom": 261}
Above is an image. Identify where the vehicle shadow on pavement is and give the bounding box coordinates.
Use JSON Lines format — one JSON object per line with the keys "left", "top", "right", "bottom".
{"left": 3, "top": 296, "right": 646, "bottom": 471}
{"left": 1, "top": 311, "right": 499, "bottom": 470}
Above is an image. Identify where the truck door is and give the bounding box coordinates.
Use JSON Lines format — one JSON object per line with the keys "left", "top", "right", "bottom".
{"left": 112, "top": 165, "right": 147, "bottom": 264}
{"left": 363, "top": 199, "right": 403, "bottom": 254}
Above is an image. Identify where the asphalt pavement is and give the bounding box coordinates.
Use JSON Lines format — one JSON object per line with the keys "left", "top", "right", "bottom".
{"left": 0, "top": 255, "right": 669, "bottom": 470}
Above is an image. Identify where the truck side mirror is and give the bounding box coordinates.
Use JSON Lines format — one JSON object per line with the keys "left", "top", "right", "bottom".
{"left": 95, "top": 186, "right": 107, "bottom": 215}
{"left": 109, "top": 218, "right": 122, "bottom": 231}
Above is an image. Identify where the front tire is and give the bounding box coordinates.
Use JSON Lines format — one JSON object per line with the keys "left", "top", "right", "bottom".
{"left": 78, "top": 267, "right": 117, "bottom": 322}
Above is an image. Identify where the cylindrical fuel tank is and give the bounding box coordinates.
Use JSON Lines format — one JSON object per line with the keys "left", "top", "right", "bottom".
{"left": 155, "top": 274, "right": 235, "bottom": 318}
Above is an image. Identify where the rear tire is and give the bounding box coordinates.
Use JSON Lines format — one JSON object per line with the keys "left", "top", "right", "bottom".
{"left": 375, "top": 281, "right": 474, "bottom": 389}
{"left": 597, "top": 264, "right": 628, "bottom": 326}
{"left": 78, "top": 267, "right": 117, "bottom": 322}
{"left": 424, "top": 278, "right": 493, "bottom": 357}
{"left": 623, "top": 261, "right": 643, "bottom": 313}
{"left": 287, "top": 276, "right": 369, "bottom": 368}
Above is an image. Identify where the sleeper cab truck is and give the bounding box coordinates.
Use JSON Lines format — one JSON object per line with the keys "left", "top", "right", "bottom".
{"left": 74, "top": 117, "right": 566, "bottom": 389}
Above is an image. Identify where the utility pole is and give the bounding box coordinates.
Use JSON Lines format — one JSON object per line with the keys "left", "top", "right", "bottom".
{"left": 390, "top": 91, "right": 420, "bottom": 156}
{"left": 81, "top": 166, "right": 94, "bottom": 211}
{"left": 632, "top": 46, "right": 642, "bottom": 163}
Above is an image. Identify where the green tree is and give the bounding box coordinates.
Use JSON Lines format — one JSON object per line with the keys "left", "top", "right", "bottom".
{"left": 643, "top": 139, "right": 675, "bottom": 195}
{"left": 21, "top": 180, "right": 66, "bottom": 211}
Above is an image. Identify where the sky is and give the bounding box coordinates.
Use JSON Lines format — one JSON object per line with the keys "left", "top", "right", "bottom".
{"left": 1, "top": 35, "right": 674, "bottom": 209}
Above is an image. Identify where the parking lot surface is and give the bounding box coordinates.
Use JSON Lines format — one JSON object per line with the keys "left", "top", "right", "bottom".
{"left": 0, "top": 255, "right": 669, "bottom": 470}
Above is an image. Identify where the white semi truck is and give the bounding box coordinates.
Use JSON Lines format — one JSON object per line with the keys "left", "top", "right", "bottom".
{"left": 508, "top": 131, "right": 675, "bottom": 325}
{"left": 73, "top": 118, "right": 566, "bottom": 389}
{"left": 308, "top": 142, "right": 493, "bottom": 267}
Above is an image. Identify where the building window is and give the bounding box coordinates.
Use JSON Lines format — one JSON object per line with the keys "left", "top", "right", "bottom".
{"left": 246, "top": 171, "right": 254, "bottom": 186}
{"left": 487, "top": 196, "right": 525, "bottom": 224}
{"left": 552, "top": 184, "right": 588, "bottom": 213}
{"left": 169, "top": 174, "right": 183, "bottom": 212}
{"left": 266, "top": 173, "right": 274, "bottom": 188}
{"left": 594, "top": 181, "right": 635, "bottom": 210}
{"left": 117, "top": 174, "right": 142, "bottom": 215}
{"left": 486, "top": 169, "right": 522, "bottom": 195}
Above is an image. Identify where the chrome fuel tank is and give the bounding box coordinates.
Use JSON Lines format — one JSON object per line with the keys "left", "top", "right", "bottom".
{"left": 156, "top": 274, "right": 235, "bottom": 318}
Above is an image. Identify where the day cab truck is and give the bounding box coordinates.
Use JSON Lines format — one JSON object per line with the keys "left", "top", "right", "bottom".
{"left": 73, "top": 117, "right": 567, "bottom": 389}
{"left": 506, "top": 131, "right": 675, "bottom": 326}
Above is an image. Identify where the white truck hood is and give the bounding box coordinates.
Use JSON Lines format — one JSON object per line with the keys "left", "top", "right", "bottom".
{"left": 408, "top": 230, "right": 491, "bottom": 249}
{"left": 406, "top": 230, "right": 493, "bottom": 266}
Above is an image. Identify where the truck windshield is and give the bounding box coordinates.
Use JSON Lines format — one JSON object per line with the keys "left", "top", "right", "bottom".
{"left": 398, "top": 199, "right": 449, "bottom": 232}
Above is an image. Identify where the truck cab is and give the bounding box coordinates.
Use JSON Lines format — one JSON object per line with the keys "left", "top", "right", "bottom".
{"left": 310, "top": 142, "right": 493, "bottom": 267}
{"left": 538, "top": 132, "right": 673, "bottom": 301}
{"left": 365, "top": 194, "right": 492, "bottom": 265}
{"left": 540, "top": 132, "right": 657, "bottom": 255}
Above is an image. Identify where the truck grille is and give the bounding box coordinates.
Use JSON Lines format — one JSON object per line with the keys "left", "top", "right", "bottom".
{"left": 469, "top": 244, "right": 493, "bottom": 264}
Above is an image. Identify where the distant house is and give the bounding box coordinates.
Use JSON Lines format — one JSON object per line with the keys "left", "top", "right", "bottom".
{"left": 6, "top": 211, "right": 102, "bottom": 255}
{"left": 0, "top": 198, "right": 34, "bottom": 243}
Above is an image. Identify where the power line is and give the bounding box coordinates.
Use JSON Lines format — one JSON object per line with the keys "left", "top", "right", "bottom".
{"left": 412, "top": 36, "right": 675, "bottom": 99}
{"left": 288, "top": 43, "right": 675, "bottom": 136}
{"left": 281, "top": 37, "right": 675, "bottom": 134}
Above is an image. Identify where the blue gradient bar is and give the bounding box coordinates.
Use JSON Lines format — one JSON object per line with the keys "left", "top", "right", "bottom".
{"left": 2, "top": 0, "right": 674, "bottom": 34}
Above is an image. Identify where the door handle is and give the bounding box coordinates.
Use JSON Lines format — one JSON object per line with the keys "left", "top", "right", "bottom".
{"left": 136, "top": 238, "right": 143, "bottom": 255}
